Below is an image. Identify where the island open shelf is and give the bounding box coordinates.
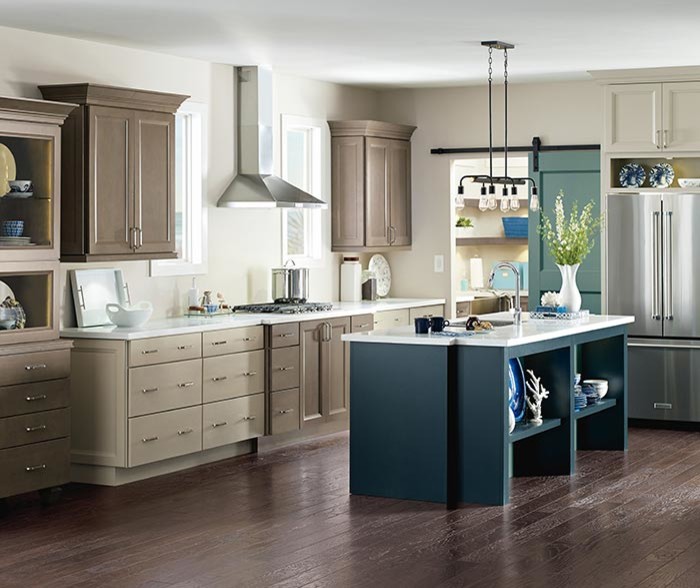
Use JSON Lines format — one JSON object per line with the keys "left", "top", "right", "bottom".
{"left": 510, "top": 418, "right": 561, "bottom": 442}
{"left": 575, "top": 398, "right": 617, "bottom": 420}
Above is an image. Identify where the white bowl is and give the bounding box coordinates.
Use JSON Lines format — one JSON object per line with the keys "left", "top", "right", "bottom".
{"left": 583, "top": 379, "right": 608, "bottom": 399}
{"left": 678, "top": 178, "right": 700, "bottom": 188}
{"left": 105, "top": 301, "right": 153, "bottom": 327}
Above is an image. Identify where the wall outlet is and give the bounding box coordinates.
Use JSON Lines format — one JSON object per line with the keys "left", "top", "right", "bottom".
{"left": 434, "top": 254, "right": 444, "bottom": 273}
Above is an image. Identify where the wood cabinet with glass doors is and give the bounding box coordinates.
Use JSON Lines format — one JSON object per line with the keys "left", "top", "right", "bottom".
{"left": 329, "top": 120, "right": 416, "bottom": 251}
{"left": 38, "top": 83, "right": 188, "bottom": 262}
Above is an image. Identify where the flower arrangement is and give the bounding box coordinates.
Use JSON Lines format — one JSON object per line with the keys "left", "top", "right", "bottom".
{"left": 539, "top": 190, "right": 603, "bottom": 266}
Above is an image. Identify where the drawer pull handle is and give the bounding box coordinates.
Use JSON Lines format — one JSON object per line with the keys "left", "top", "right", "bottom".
{"left": 141, "top": 349, "right": 158, "bottom": 355}
{"left": 141, "top": 387, "right": 159, "bottom": 394}
{"left": 177, "top": 428, "right": 194, "bottom": 435}
{"left": 177, "top": 382, "right": 195, "bottom": 388}
{"left": 211, "top": 340, "right": 228, "bottom": 346}
{"left": 212, "top": 376, "right": 228, "bottom": 382}
{"left": 243, "top": 371, "right": 258, "bottom": 377}
{"left": 25, "top": 464, "right": 46, "bottom": 472}
{"left": 243, "top": 416, "right": 256, "bottom": 421}
{"left": 25, "top": 394, "right": 47, "bottom": 402}
{"left": 241, "top": 337, "right": 252, "bottom": 342}
{"left": 25, "top": 425, "right": 47, "bottom": 432}
{"left": 277, "top": 333, "right": 294, "bottom": 338}
{"left": 276, "top": 366, "right": 295, "bottom": 372}
{"left": 394, "top": 318, "right": 400, "bottom": 322}
{"left": 177, "top": 345, "right": 193, "bottom": 350}
{"left": 278, "top": 409, "right": 294, "bottom": 415}
{"left": 212, "top": 421, "right": 228, "bottom": 428}
{"left": 25, "top": 363, "right": 47, "bottom": 371}
{"left": 654, "top": 402, "right": 673, "bottom": 410}
{"left": 356, "top": 323, "right": 370, "bottom": 329}
{"left": 142, "top": 436, "right": 159, "bottom": 443}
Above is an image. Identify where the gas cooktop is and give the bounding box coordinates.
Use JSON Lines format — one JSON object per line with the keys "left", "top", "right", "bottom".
{"left": 233, "top": 302, "right": 334, "bottom": 315}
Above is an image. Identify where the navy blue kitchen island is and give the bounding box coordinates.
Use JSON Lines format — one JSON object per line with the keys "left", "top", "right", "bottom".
{"left": 343, "top": 313, "right": 634, "bottom": 506}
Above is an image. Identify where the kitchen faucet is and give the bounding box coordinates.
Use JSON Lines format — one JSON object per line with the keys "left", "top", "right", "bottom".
{"left": 488, "top": 261, "right": 522, "bottom": 326}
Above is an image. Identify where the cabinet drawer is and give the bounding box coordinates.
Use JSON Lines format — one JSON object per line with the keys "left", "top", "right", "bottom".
{"left": 129, "top": 333, "right": 201, "bottom": 367}
{"left": 456, "top": 302, "right": 471, "bottom": 318}
{"left": 128, "top": 406, "right": 202, "bottom": 467}
{"left": 128, "top": 359, "right": 202, "bottom": 417}
{"left": 269, "top": 388, "right": 300, "bottom": 435}
{"left": 351, "top": 314, "right": 374, "bottom": 333}
{"left": 373, "top": 309, "right": 410, "bottom": 331}
{"left": 0, "top": 438, "right": 70, "bottom": 499}
{"left": 0, "top": 408, "right": 70, "bottom": 450}
{"left": 409, "top": 305, "right": 444, "bottom": 320}
{"left": 269, "top": 323, "right": 300, "bottom": 348}
{"left": 203, "top": 350, "right": 265, "bottom": 403}
{"left": 203, "top": 393, "right": 265, "bottom": 450}
{"left": 0, "top": 350, "right": 70, "bottom": 387}
{"left": 203, "top": 326, "right": 264, "bottom": 357}
{"left": 269, "top": 347, "right": 300, "bottom": 392}
{"left": 0, "top": 379, "right": 70, "bottom": 418}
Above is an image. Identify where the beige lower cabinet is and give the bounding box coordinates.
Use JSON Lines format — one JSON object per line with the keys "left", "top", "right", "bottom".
{"left": 128, "top": 359, "right": 202, "bottom": 417}
{"left": 269, "top": 388, "right": 300, "bottom": 435}
{"left": 373, "top": 309, "right": 410, "bottom": 331}
{"left": 203, "top": 394, "right": 265, "bottom": 450}
{"left": 300, "top": 316, "right": 350, "bottom": 426}
{"left": 128, "top": 405, "right": 202, "bottom": 467}
{"left": 409, "top": 305, "right": 444, "bottom": 321}
{"left": 203, "top": 350, "right": 265, "bottom": 403}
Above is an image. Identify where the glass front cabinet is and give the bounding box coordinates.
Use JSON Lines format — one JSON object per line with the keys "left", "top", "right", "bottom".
{"left": 0, "top": 96, "right": 75, "bottom": 343}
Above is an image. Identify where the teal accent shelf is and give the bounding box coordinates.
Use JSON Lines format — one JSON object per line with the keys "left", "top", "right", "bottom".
{"left": 575, "top": 398, "right": 617, "bottom": 420}
{"left": 510, "top": 418, "right": 561, "bottom": 443}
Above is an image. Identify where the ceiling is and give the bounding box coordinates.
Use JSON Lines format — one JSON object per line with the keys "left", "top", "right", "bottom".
{"left": 4, "top": 0, "right": 700, "bottom": 88}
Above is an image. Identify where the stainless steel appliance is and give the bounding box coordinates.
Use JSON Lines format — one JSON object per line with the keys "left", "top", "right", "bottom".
{"left": 271, "top": 261, "right": 309, "bottom": 303}
{"left": 233, "top": 302, "right": 332, "bottom": 315}
{"left": 607, "top": 191, "right": 700, "bottom": 423}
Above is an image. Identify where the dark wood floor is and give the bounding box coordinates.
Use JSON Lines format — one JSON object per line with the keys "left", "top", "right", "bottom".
{"left": 1, "top": 426, "right": 699, "bottom": 588}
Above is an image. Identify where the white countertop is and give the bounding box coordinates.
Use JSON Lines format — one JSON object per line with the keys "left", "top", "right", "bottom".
{"left": 455, "top": 290, "right": 528, "bottom": 303}
{"left": 60, "top": 298, "right": 446, "bottom": 341}
{"left": 342, "top": 312, "right": 635, "bottom": 348}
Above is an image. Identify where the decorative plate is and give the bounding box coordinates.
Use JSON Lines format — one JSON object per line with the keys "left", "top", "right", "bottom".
{"left": 0, "top": 143, "right": 17, "bottom": 196}
{"left": 0, "top": 281, "right": 25, "bottom": 330}
{"left": 508, "top": 358, "right": 526, "bottom": 423}
{"left": 649, "top": 163, "right": 675, "bottom": 188}
{"left": 368, "top": 254, "right": 391, "bottom": 297}
{"left": 619, "top": 163, "right": 646, "bottom": 188}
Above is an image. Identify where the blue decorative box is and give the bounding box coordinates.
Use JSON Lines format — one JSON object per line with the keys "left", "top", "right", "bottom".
{"left": 502, "top": 217, "right": 528, "bottom": 239}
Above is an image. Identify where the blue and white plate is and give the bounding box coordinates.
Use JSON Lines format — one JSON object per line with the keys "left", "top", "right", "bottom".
{"left": 619, "top": 163, "right": 646, "bottom": 188}
{"left": 649, "top": 163, "right": 675, "bottom": 188}
{"left": 508, "top": 358, "right": 526, "bottom": 423}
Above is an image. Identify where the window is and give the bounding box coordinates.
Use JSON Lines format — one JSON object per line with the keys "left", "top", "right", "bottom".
{"left": 281, "top": 115, "right": 325, "bottom": 264}
{"left": 150, "top": 102, "right": 208, "bottom": 276}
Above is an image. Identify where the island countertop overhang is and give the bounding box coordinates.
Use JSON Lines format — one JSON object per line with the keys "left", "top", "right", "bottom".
{"left": 342, "top": 312, "right": 635, "bottom": 348}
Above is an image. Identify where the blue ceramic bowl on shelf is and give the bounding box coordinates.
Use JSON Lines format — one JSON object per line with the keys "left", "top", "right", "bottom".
{"left": 0, "top": 220, "right": 24, "bottom": 237}
{"left": 502, "top": 217, "right": 528, "bottom": 239}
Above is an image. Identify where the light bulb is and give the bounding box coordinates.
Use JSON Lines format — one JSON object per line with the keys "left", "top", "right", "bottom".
{"left": 455, "top": 194, "right": 465, "bottom": 210}
{"left": 478, "top": 195, "right": 489, "bottom": 212}
{"left": 500, "top": 196, "right": 510, "bottom": 212}
{"left": 510, "top": 196, "right": 521, "bottom": 211}
{"left": 487, "top": 194, "right": 497, "bottom": 210}
{"left": 529, "top": 192, "right": 539, "bottom": 212}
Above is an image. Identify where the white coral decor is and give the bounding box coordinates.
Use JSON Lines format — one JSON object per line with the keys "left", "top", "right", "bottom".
{"left": 540, "top": 291, "right": 561, "bottom": 307}
{"left": 525, "top": 369, "right": 550, "bottom": 426}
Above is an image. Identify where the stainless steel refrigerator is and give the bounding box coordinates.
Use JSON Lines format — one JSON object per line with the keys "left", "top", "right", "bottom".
{"left": 607, "top": 192, "right": 700, "bottom": 423}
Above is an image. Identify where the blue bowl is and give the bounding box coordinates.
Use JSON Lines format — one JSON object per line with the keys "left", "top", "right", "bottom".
{"left": 1, "top": 220, "right": 24, "bottom": 237}
{"left": 502, "top": 217, "right": 528, "bottom": 239}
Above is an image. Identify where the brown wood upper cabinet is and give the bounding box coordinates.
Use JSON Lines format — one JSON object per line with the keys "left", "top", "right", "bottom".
{"left": 329, "top": 120, "right": 416, "bottom": 251}
{"left": 38, "top": 83, "right": 188, "bottom": 262}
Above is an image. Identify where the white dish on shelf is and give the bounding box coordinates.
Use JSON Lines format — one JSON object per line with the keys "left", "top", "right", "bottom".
{"left": 5, "top": 191, "right": 33, "bottom": 199}
{"left": 582, "top": 379, "right": 608, "bottom": 399}
{"left": 368, "top": 254, "right": 391, "bottom": 297}
{"left": 0, "top": 143, "right": 17, "bottom": 196}
{"left": 106, "top": 301, "right": 153, "bottom": 327}
{"left": 678, "top": 178, "right": 700, "bottom": 188}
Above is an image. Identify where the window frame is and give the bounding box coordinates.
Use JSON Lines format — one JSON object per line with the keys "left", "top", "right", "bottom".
{"left": 280, "top": 114, "right": 326, "bottom": 266}
{"left": 150, "top": 101, "right": 208, "bottom": 277}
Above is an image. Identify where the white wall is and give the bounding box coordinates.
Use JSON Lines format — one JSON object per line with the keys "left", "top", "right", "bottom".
{"left": 377, "top": 80, "right": 603, "bottom": 315}
{"left": 0, "top": 25, "right": 380, "bottom": 324}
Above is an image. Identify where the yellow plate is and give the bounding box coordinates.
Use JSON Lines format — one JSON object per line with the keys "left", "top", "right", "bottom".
{"left": 0, "top": 143, "right": 17, "bottom": 197}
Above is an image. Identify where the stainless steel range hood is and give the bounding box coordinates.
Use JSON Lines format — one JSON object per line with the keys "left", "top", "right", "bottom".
{"left": 217, "top": 66, "right": 326, "bottom": 209}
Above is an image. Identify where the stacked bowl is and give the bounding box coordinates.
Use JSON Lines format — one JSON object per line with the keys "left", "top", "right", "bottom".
{"left": 582, "top": 379, "right": 608, "bottom": 405}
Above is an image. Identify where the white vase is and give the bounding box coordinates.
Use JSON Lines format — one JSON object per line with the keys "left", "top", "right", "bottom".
{"left": 557, "top": 263, "right": 582, "bottom": 312}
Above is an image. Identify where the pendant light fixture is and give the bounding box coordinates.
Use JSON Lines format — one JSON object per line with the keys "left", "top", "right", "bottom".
{"left": 457, "top": 41, "right": 539, "bottom": 212}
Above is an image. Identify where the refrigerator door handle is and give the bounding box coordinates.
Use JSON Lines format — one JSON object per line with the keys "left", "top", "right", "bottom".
{"left": 663, "top": 210, "right": 673, "bottom": 321}
{"left": 652, "top": 211, "right": 662, "bottom": 320}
